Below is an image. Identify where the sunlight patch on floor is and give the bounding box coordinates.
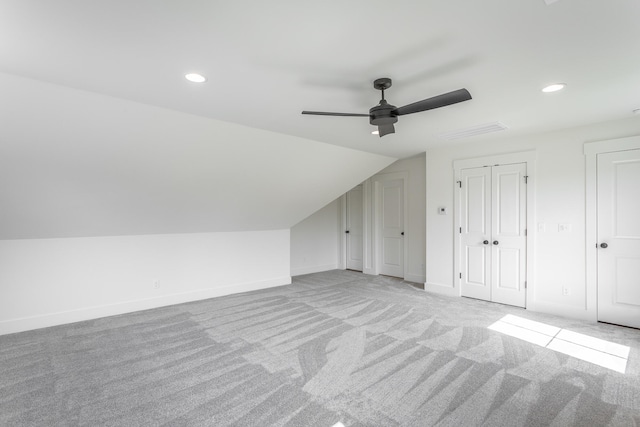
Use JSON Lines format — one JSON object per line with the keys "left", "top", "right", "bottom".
{"left": 489, "top": 314, "right": 630, "bottom": 373}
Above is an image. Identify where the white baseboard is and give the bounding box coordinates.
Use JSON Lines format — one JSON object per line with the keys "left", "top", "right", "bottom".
{"left": 404, "top": 274, "right": 426, "bottom": 284}
{"left": 526, "top": 300, "right": 596, "bottom": 322}
{"left": 0, "top": 276, "right": 291, "bottom": 336}
{"left": 424, "top": 282, "right": 458, "bottom": 297}
{"left": 291, "top": 263, "right": 338, "bottom": 277}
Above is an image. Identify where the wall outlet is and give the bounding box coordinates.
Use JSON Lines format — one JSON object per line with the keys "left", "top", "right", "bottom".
{"left": 537, "top": 222, "right": 546, "bottom": 232}
{"left": 562, "top": 287, "right": 570, "bottom": 296}
{"left": 153, "top": 279, "right": 160, "bottom": 289}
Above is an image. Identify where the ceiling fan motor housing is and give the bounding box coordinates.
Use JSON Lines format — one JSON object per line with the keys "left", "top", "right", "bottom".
{"left": 369, "top": 100, "right": 398, "bottom": 126}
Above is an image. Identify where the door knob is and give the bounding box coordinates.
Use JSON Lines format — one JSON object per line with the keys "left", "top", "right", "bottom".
{"left": 483, "top": 240, "right": 489, "bottom": 245}
{"left": 600, "top": 243, "right": 608, "bottom": 248}
{"left": 401, "top": 232, "right": 405, "bottom": 236}
{"left": 493, "top": 240, "right": 499, "bottom": 245}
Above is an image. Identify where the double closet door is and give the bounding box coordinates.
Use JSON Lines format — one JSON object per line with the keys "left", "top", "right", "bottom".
{"left": 459, "top": 163, "right": 527, "bottom": 307}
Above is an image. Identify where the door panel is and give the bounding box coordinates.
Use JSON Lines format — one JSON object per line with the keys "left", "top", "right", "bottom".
{"left": 466, "top": 246, "right": 487, "bottom": 286}
{"left": 491, "top": 164, "right": 527, "bottom": 307}
{"left": 494, "top": 247, "right": 520, "bottom": 290}
{"left": 494, "top": 168, "right": 522, "bottom": 236}
{"left": 383, "top": 239, "right": 401, "bottom": 266}
{"left": 597, "top": 149, "right": 640, "bottom": 328}
{"left": 460, "top": 167, "right": 491, "bottom": 301}
{"left": 467, "top": 174, "right": 489, "bottom": 234}
{"left": 346, "top": 185, "right": 363, "bottom": 271}
{"left": 379, "top": 178, "right": 404, "bottom": 278}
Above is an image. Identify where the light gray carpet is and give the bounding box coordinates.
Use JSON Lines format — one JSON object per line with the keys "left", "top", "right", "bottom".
{"left": 1, "top": 270, "right": 639, "bottom": 426}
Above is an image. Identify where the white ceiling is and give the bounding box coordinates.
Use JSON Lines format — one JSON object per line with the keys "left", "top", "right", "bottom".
{"left": 2, "top": 0, "right": 639, "bottom": 159}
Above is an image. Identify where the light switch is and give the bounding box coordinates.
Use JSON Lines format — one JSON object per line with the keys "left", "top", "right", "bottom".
{"left": 558, "top": 223, "right": 572, "bottom": 232}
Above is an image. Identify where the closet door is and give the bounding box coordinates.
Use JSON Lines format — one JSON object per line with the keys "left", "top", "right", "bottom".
{"left": 460, "top": 167, "right": 492, "bottom": 301}
{"left": 459, "top": 163, "right": 527, "bottom": 307}
{"left": 491, "top": 164, "right": 527, "bottom": 307}
{"left": 378, "top": 178, "right": 405, "bottom": 278}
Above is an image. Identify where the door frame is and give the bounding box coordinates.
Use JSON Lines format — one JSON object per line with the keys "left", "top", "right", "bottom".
{"left": 453, "top": 151, "right": 536, "bottom": 306}
{"left": 585, "top": 135, "right": 640, "bottom": 322}
{"left": 371, "top": 171, "right": 409, "bottom": 278}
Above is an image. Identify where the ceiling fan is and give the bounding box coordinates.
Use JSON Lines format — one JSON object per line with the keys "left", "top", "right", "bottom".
{"left": 302, "top": 78, "right": 472, "bottom": 137}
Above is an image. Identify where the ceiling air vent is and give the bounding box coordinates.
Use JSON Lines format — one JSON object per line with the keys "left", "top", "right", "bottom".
{"left": 438, "top": 121, "right": 508, "bottom": 140}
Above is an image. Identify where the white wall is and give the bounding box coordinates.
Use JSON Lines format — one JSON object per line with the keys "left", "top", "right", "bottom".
{"left": 290, "top": 154, "right": 426, "bottom": 283}
{"left": 290, "top": 200, "right": 341, "bottom": 276}
{"left": 0, "top": 230, "right": 290, "bottom": 335}
{"left": 425, "top": 116, "right": 640, "bottom": 320}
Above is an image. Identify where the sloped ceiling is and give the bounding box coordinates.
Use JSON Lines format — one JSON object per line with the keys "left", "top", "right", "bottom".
{"left": 0, "top": 73, "right": 394, "bottom": 239}
{"left": 1, "top": 1, "right": 639, "bottom": 159}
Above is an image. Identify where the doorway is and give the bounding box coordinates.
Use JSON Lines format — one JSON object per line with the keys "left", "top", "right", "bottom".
{"left": 454, "top": 151, "right": 534, "bottom": 309}
{"left": 458, "top": 163, "right": 527, "bottom": 307}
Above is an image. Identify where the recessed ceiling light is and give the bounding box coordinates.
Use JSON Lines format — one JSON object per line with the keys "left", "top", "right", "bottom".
{"left": 185, "top": 73, "right": 206, "bottom": 83}
{"left": 371, "top": 130, "right": 379, "bottom": 135}
{"left": 542, "top": 83, "right": 566, "bottom": 93}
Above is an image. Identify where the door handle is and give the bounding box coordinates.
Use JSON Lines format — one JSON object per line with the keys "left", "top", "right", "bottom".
{"left": 483, "top": 240, "right": 489, "bottom": 245}
{"left": 345, "top": 230, "right": 350, "bottom": 234}
{"left": 600, "top": 242, "right": 608, "bottom": 248}
{"left": 401, "top": 232, "right": 405, "bottom": 236}
{"left": 493, "top": 240, "right": 499, "bottom": 245}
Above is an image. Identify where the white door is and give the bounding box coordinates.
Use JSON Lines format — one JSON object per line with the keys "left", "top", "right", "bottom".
{"left": 460, "top": 163, "right": 527, "bottom": 307}
{"left": 491, "top": 164, "right": 527, "bottom": 307}
{"left": 460, "top": 167, "right": 492, "bottom": 301}
{"left": 597, "top": 149, "right": 640, "bottom": 328}
{"left": 379, "top": 178, "right": 404, "bottom": 278}
{"left": 346, "top": 185, "right": 364, "bottom": 271}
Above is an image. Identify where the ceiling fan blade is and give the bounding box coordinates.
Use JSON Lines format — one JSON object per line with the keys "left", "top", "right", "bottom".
{"left": 301, "top": 111, "right": 370, "bottom": 117}
{"left": 378, "top": 123, "right": 395, "bottom": 137}
{"left": 394, "top": 88, "right": 472, "bottom": 116}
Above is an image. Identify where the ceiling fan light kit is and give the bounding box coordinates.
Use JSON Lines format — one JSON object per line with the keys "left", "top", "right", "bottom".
{"left": 302, "top": 77, "right": 472, "bottom": 137}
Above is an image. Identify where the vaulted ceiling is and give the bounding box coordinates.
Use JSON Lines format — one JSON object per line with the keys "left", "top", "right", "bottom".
{"left": 2, "top": 1, "right": 639, "bottom": 158}
{"left": 1, "top": 1, "right": 639, "bottom": 239}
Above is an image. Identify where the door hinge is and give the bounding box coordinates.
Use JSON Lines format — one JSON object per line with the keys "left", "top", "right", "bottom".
{"left": 459, "top": 227, "right": 462, "bottom": 234}
{"left": 524, "top": 175, "right": 529, "bottom": 184}
{"left": 459, "top": 273, "right": 462, "bottom": 279}
{"left": 525, "top": 281, "right": 527, "bottom": 289}
{"left": 457, "top": 180, "right": 462, "bottom": 188}
{"left": 525, "top": 229, "right": 527, "bottom": 236}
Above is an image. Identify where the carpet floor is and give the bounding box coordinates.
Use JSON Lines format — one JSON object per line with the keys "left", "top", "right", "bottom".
{"left": 1, "top": 270, "right": 639, "bottom": 426}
